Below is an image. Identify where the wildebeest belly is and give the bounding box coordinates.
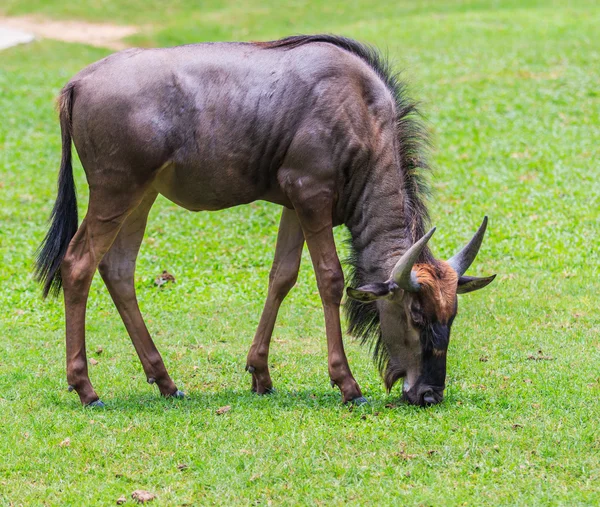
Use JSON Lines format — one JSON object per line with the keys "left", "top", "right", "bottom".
{"left": 152, "top": 159, "right": 289, "bottom": 211}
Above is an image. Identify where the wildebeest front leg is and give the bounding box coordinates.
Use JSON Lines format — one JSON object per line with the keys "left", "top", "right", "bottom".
{"left": 98, "top": 191, "right": 182, "bottom": 399}
{"left": 246, "top": 207, "right": 304, "bottom": 394}
{"left": 293, "top": 196, "right": 364, "bottom": 404}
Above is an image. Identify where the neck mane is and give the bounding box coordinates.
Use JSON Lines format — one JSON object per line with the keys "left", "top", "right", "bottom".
{"left": 308, "top": 36, "right": 432, "bottom": 374}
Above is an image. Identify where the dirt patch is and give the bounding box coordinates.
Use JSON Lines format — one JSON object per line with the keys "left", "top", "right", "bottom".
{"left": 0, "top": 26, "right": 35, "bottom": 50}
{"left": 0, "top": 16, "right": 138, "bottom": 50}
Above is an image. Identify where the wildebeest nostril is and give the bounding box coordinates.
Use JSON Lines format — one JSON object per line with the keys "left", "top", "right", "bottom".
{"left": 422, "top": 391, "right": 437, "bottom": 405}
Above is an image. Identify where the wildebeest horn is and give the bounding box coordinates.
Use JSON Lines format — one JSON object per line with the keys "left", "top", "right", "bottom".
{"left": 390, "top": 227, "right": 436, "bottom": 292}
{"left": 447, "top": 216, "right": 488, "bottom": 276}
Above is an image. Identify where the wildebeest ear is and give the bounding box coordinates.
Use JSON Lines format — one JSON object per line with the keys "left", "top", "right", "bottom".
{"left": 456, "top": 274, "right": 496, "bottom": 294}
{"left": 346, "top": 282, "right": 395, "bottom": 302}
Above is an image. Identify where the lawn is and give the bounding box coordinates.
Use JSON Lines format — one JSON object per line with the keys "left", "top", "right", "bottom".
{"left": 0, "top": 1, "right": 599, "bottom": 505}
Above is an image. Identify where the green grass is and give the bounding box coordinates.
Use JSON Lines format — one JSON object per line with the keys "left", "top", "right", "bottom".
{"left": 1, "top": 1, "right": 599, "bottom": 505}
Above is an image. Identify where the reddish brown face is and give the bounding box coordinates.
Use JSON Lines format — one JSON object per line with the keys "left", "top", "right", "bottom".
{"left": 397, "top": 262, "right": 459, "bottom": 406}
{"left": 412, "top": 262, "right": 458, "bottom": 324}
{"left": 366, "top": 261, "right": 458, "bottom": 406}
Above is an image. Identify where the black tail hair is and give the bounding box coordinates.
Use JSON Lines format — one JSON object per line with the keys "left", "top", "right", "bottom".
{"left": 35, "top": 83, "right": 78, "bottom": 298}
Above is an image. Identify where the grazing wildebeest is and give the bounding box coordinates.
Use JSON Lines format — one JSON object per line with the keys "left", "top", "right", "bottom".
{"left": 36, "top": 35, "right": 495, "bottom": 407}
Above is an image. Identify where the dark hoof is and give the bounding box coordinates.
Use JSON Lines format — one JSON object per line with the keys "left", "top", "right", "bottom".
{"left": 147, "top": 377, "right": 156, "bottom": 384}
{"left": 246, "top": 365, "right": 256, "bottom": 374}
{"left": 171, "top": 390, "right": 185, "bottom": 399}
{"left": 67, "top": 385, "right": 75, "bottom": 392}
{"left": 330, "top": 380, "right": 336, "bottom": 388}
{"left": 350, "top": 396, "right": 369, "bottom": 406}
{"left": 86, "top": 400, "right": 105, "bottom": 408}
{"left": 251, "top": 386, "right": 276, "bottom": 395}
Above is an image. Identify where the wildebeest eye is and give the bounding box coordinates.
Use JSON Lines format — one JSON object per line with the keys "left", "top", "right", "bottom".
{"left": 410, "top": 299, "right": 426, "bottom": 327}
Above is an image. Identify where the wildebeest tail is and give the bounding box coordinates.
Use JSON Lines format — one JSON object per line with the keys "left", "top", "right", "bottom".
{"left": 35, "top": 83, "right": 79, "bottom": 298}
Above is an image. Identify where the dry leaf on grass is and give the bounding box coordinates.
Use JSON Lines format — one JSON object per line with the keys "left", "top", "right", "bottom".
{"left": 89, "top": 358, "right": 99, "bottom": 366}
{"left": 216, "top": 405, "right": 231, "bottom": 415}
{"left": 527, "top": 354, "right": 554, "bottom": 361}
{"left": 154, "top": 270, "right": 176, "bottom": 287}
{"left": 59, "top": 437, "right": 70, "bottom": 447}
{"left": 116, "top": 495, "right": 127, "bottom": 505}
{"left": 131, "top": 490, "right": 156, "bottom": 503}
{"left": 396, "top": 450, "right": 417, "bottom": 461}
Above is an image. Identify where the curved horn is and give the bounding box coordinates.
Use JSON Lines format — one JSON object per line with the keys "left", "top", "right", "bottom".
{"left": 390, "top": 227, "right": 436, "bottom": 292}
{"left": 447, "top": 216, "right": 488, "bottom": 276}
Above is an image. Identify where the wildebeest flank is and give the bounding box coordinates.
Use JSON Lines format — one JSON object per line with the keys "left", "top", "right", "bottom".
{"left": 36, "top": 35, "right": 495, "bottom": 407}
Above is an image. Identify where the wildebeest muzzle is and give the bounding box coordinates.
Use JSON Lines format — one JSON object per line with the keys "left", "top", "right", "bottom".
{"left": 402, "top": 384, "right": 445, "bottom": 406}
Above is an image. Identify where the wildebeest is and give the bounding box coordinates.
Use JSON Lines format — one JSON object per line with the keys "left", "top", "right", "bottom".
{"left": 36, "top": 35, "right": 495, "bottom": 407}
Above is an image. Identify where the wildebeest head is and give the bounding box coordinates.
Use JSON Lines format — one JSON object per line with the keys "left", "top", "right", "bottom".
{"left": 346, "top": 218, "right": 495, "bottom": 406}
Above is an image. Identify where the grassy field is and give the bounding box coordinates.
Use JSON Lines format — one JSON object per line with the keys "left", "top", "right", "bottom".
{"left": 1, "top": 1, "right": 599, "bottom": 505}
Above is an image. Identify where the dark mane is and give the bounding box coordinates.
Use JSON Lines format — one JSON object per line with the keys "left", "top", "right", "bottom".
{"left": 257, "top": 35, "right": 431, "bottom": 377}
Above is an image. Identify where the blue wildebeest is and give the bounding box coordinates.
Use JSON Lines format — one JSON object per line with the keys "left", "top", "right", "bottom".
{"left": 36, "top": 35, "right": 495, "bottom": 407}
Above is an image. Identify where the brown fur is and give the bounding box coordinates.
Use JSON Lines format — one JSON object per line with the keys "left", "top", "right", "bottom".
{"left": 413, "top": 261, "right": 458, "bottom": 323}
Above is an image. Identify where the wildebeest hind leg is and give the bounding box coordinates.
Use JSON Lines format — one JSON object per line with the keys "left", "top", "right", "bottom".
{"left": 98, "top": 190, "right": 182, "bottom": 399}
{"left": 61, "top": 185, "right": 148, "bottom": 406}
{"left": 246, "top": 207, "right": 304, "bottom": 394}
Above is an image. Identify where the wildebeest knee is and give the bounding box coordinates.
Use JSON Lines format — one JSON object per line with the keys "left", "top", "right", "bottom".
{"left": 319, "top": 268, "right": 344, "bottom": 305}
{"left": 269, "top": 267, "right": 299, "bottom": 300}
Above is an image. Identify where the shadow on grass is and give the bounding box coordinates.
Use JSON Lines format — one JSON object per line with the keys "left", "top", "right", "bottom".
{"left": 49, "top": 386, "right": 462, "bottom": 415}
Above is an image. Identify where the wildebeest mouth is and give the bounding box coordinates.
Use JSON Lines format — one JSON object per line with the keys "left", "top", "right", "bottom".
{"left": 401, "top": 385, "right": 444, "bottom": 407}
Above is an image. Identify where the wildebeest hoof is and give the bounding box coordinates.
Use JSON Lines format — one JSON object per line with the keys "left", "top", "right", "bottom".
{"left": 350, "top": 396, "right": 369, "bottom": 406}
{"left": 330, "top": 379, "right": 336, "bottom": 388}
{"left": 246, "top": 365, "right": 256, "bottom": 374}
{"left": 86, "top": 400, "right": 105, "bottom": 408}
{"left": 67, "top": 385, "right": 75, "bottom": 392}
{"left": 147, "top": 377, "right": 156, "bottom": 384}
{"left": 251, "top": 386, "right": 275, "bottom": 395}
{"left": 171, "top": 390, "right": 185, "bottom": 399}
